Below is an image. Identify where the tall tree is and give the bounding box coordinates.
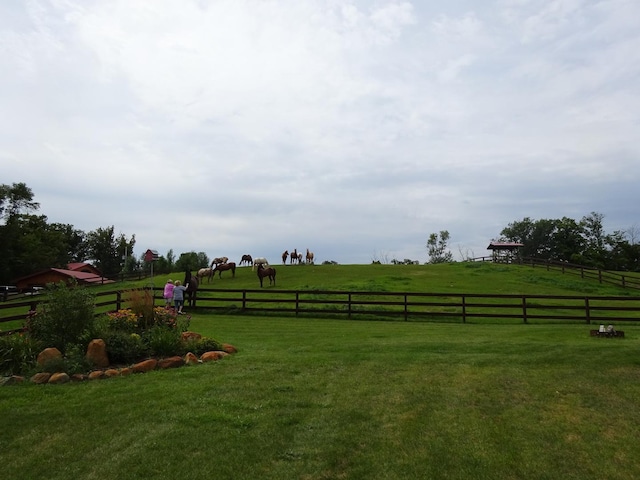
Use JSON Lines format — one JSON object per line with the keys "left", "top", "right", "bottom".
{"left": 0, "top": 182, "right": 39, "bottom": 221}
{"left": 86, "top": 226, "right": 135, "bottom": 275}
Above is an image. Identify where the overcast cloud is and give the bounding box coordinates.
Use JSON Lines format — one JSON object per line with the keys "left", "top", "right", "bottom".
{"left": 2, "top": 0, "right": 639, "bottom": 265}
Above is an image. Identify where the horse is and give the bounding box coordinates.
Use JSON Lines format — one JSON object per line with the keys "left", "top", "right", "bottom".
{"left": 290, "top": 248, "right": 298, "bottom": 264}
{"left": 282, "top": 250, "right": 288, "bottom": 264}
{"left": 211, "top": 256, "right": 228, "bottom": 266}
{"left": 257, "top": 264, "right": 276, "bottom": 287}
{"left": 240, "top": 254, "right": 253, "bottom": 266}
{"left": 184, "top": 271, "right": 199, "bottom": 307}
{"left": 209, "top": 262, "right": 236, "bottom": 280}
{"left": 196, "top": 267, "right": 212, "bottom": 283}
{"left": 297, "top": 252, "right": 303, "bottom": 263}
{"left": 252, "top": 257, "right": 269, "bottom": 271}
{"left": 306, "top": 249, "right": 314, "bottom": 264}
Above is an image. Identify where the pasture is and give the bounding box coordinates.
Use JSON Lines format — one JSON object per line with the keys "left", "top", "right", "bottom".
{"left": 1, "top": 263, "right": 640, "bottom": 479}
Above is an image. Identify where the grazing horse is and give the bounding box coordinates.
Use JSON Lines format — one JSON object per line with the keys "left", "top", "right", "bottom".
{"left": 282, "top": 250, "right": 288, "bottom": 264}
{"left": 257, "top": 264, "right": 276, "bottom": 287}
{"left": 306, "top": 249, "right": 314, "bottom": 264}
{"left": 184, "top": 271, "right": 199, "bottom": 307}
{"left": 290, "top": 248, "right": 298, "bottom": 264}
{"left": 196, "top": 267, "right": 212, "bottom": 283}
{"left": 252, "top": 257, "right": 269, "bottom": 271}
{"left": 240, "top": 254, "right": 253, "bottom": 266}
{"left": 210, "top": 262, "right": 236, "bottom": 280}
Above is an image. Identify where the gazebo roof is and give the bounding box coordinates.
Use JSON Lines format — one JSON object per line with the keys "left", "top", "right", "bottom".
{"left": 487, "top": 241, "right": 524, "bottom": 250}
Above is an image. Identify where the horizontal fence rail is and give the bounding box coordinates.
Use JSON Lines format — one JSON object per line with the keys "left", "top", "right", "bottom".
{"left": 4, "top": 287, "right": 639, "bottom": 335}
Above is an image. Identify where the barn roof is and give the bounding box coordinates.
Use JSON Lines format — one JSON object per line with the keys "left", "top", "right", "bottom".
{"left": 13, "top": 267, "right": 114, "bottom": 288}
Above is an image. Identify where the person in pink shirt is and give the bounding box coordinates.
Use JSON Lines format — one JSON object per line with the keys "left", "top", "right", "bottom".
{"left": 163, "top": 279, "right": 175, "bottom": 307}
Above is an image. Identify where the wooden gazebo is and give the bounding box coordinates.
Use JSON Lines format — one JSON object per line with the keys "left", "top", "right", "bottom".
{"left": 487, "top": 242, "right": 524, "bottom": 263}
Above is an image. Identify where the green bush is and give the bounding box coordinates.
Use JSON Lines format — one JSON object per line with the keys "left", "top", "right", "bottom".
{"left": 0, "top": 333, "right": 42, "bottom": 376}
{"left": 26, "top": 281, "right": 96, "bottom": 355}
{"left": 183, "top": 336, "right": 223, "bottom": 356}
{"left": 144, "top": 326, "right": 182, "bottom": 358}
{"left": 103, "top": 331, "right": 147, "bottom": 365}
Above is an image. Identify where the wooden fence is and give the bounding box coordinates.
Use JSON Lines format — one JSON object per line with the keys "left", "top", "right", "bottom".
{"left": 2, "top": 287, "right": 639, "bottom": 335}
{"left": 470, "top": 256, "right": 640, "bottom": 291}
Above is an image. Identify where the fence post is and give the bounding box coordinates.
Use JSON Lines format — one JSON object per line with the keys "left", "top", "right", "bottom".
{"left": 295, "top": 291, "right": 299, "bottom": 316}
{"left": 242, "top": 290, "right": 246, "bottom": 310}
{"left": 462, "top": 295, "right": 466, "bottom": 323}
{"left": 585, "top": 298, "right": 590, "bottom": 324}
{"left": 522, "top": 296, "right": 528, "bottom": 324}
{"left": 116, "top": 291, "right": 122, "bottom": 311}
{"left": 404, "top": 294, "right": 408, "bottom": 321}
{"left": 348, "top": 293, "right": 352, "bottom": 320}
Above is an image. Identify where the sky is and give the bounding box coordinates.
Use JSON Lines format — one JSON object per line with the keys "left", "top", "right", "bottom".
{"left": 2, "top": 0, "right": 639, "bottom": 266}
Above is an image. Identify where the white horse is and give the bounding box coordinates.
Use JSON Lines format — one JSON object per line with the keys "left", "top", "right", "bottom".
{"left": 196, "top": 267, "right": 212, "bottom": 283}
{"left": 252, "top": 257, "right": 269, "bottom": 271}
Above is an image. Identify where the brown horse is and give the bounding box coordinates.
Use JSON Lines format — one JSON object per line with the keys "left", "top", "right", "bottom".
{"left": 210, "top": 262, "right": 236, "bottom": 280}
{"left": 290, "top": 248, "right": 298, "bottom": 264}
{"left": 282, "top": 250, "right": 288, "bottom": 264}
{"left": 306, "top": 249, "right": 314, "bottom": 264}
{"left": 257, "top": 264, "right": 276, "bottom": 287}
{"left": 240, "top": 254, "right": 253, "bottom": 266}
{"left": 184, "top": 271, "right": 199, "bottom": 307}
{"left": 211, "top": 256, "right": 228, "bottom": 266}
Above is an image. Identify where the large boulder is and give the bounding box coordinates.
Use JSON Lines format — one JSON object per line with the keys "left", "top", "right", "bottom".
{"left": 132, "top": 359, "right": 158, "bottom": 373}
{"left": 201, "top": 351, "right": 228, "bottom": 362}
{"left": 183, "top": 352, "right": 200, "bottom": 365}
{"left": 222, "top": 343, "right": 238, "bottom": 354}
{"left": 158, "top": 356, "right": 184, "bottom": 369}
{"left": 86, "top": 339, "right": 109, "bottom": 368}
{"left": 48, "top": 372, "right": 70, "bottom": 384}
{"left": 181, "top": 331, "right": 202, "bottom": 342}
{"left": 36, "top": 348, "right": 62, "bottom": 366}
{"left": 31, "top": 372, "right": 52, "bottom": 384}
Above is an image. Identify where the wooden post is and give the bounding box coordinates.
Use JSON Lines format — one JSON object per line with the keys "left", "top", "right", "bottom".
{"left": 404, "top": 294, "right": 408, "bottom": 321}
{"left": 585, "top": 298, "right": 591, "bottom": 324}
{"left": 295, "top": 291, "right": 299, "bottom": 315}
{"left": 522, "top": 296, "right": 528, "bottom": 324}
{"left": 242, "top": 290, "right": 247, "bottom": 310}
{"left": 116, "top": 291, "right": 122, "bottom": 311}
{"left": 462, "top": 295, "right": 466, "bottom": 323}
{"left": 348, "top": 293, "right": 352, "bottom": 320}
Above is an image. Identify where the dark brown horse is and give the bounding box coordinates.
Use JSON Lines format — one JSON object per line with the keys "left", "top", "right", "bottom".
{"left": 209, "top": 262, "right": 236, "bottom": 280}
{"left": 282, "top": 250, "right": 288, "bottom": 264}
{"left": 184, "top": 271, "right": 199, "bottom": 307}
{"left": 290, "top": 248, "right": 298, "bottom": 264}
{"left": 240, "top": 254, "right": 253, "bottom": 266}
{"left": 257, "top": 264, "right": 276, "bottom": 287}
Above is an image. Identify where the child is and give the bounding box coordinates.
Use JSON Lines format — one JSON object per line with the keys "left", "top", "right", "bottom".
{"left": 172, "top": 280, "right": 189, "bottom": 315}
{"left": 163, "top": 279, "right": 175, "bottom": 307}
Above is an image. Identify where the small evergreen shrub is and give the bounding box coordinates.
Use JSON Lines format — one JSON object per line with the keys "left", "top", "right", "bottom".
{"left": 182, "top": 337, "right": 223, "bottom": 356}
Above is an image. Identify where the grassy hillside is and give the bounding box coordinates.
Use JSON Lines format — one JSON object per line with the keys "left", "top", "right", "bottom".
{"left": 149, "top": 262, "right": 638, "bottom": 296}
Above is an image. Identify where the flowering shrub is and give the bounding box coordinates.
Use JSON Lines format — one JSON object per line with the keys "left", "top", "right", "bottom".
{"left": 106, "top": 309, "right": 139, "bottom": 333}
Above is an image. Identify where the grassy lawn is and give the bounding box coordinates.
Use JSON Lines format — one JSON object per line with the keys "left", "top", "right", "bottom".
{"left": 2, "top": 314, "right": 640, "bottom": 480}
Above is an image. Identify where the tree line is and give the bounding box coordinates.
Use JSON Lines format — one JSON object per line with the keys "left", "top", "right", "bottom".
{"left": 496, "top": 212, "right": 640, "bottom": 271}
{"left": 0, "top": 183, "right": 210, "bottom": 284}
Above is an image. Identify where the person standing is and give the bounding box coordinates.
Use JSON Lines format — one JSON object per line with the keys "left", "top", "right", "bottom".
{"left": 172, "top": 280, "right": 189, "bottom": 315}
{"left": 163, "top": 279, "right": 175, "bottom": 307}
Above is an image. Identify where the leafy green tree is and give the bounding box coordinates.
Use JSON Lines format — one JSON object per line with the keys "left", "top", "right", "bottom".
{"left": 426, "top": 231, "right": 453, "bottom": 264}
{"left": 86, "top": 226, "right": 136, "bottom": 276}
{"left": 175, "top": 251, "right": 206, "bottom": 273}
{"left": 0, "top": 182, "right": 39, "bottom": 221}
